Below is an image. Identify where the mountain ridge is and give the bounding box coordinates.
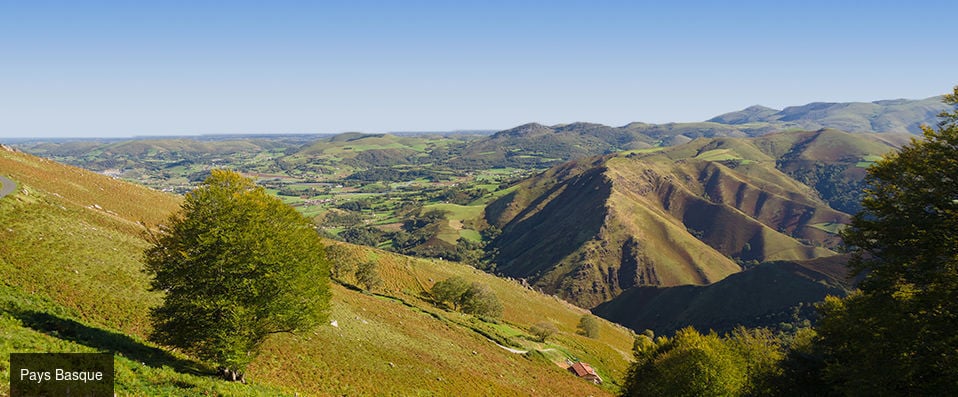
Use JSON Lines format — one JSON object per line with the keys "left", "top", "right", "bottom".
{"left": 485, "top": 130, "right": 897, "bottom": 310}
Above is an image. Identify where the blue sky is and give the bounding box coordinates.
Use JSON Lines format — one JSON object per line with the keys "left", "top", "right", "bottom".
{"left": 1, "top": 1, "right": 956, "bottom": 138}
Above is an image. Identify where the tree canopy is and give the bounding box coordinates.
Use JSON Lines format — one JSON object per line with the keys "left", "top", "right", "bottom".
{"left": 144, "top": 170, "right": 331, "bottom": 380}
{"left": 622, "top": 327, "right": 782, "bottom": 397}
{"left": 818, "top": 87, "right": 958, "bottom": 394}
{"left": 429, "top": 277, "right": 502, "bottom": 318}
{"left": 577, "top": 314, "right": 600, "bottom": 339}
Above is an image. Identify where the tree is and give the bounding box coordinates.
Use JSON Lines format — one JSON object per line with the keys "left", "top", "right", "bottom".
{"left": 144, "top": 170, "right": 330, "bottom": 382}
{"left": 577, "top": 314, "right": 600, "bottom": 338}
{"left": 530, "top": 321, "right": 558, "bottom": 342}
{"left": 429, "top": 277, "right": 501, "bottom": 318}
{"left": 431, "top": 276, "right": 470, "bottom": 310}
{"left": 818, "top": 87, "right": 958, "bottom": 395}
{"left": 355, "top": 260, "right": 383, "bottom": 291}
{"left": 460, "top": 282, "right": 503, "bottom": 318}
{"left": 623, "top": 327, "right": 746, "bottom": 397}
{"left": 326, "top": 244, "right": 355, "bottom": 281}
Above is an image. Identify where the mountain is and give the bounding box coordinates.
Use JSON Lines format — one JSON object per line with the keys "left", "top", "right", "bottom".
{"left": 484, "top": 130, "right": 900, "bottom": 309}
{"left": 452, "top": 122, "right": 654, "bottom": 168}
{"left": 593, "top": 255, "right": 853, "bottom": 335}
{"left": 709, "top": 96, "right": 950, "bottom": 134}
{"left": 707, "top": 105, "right": 780, "bottom": 124}
{"left": 455, "top": 96, "right": 949, "bottom": 169}
{"left": 0, "top": 146, "right": 634, "bottom": 395}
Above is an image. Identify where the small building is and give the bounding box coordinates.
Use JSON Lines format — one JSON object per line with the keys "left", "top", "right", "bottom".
{"left": 569, "top": 361, "right": 603, "bottom": 385}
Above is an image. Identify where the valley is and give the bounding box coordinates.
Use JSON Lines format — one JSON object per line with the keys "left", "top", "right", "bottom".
{"left": 2, "top": 94, "right": 953, "bottom": 395}
{"left": 0, "top": 146, "right": 632, "bottom": 395}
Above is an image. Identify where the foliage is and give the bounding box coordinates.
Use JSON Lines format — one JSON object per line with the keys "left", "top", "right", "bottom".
{"left": 577, "top": 314, "right": 601, "bottom": 338}
{"left": 771, "top": 327, "right": 828, "bottom": 397}
{"left": 529, "top": 321, "right": 558, "bottom": 342}
{"left": 454, "top": 237, "right": 485, "bottom": 266}
{"left": 340, "top": 225, "right": 388, "bottom": 247}
{"left": 818, "top": 88, "right": 958, "bottom": 395}
{"left": 430, "top": 276, "right": 470, "bottom": 310}
{"left": 460, "top": 282, "right": 503, "bottom": 318}
{"left": 355, "top": 260, "right": 383, "bottom": 291}
{"left": 326, "top": 244, "right": 355, "bottom": 281}
{"left": 143, "top": 170, "right": 331, "bottom": 378}
{"left": 429, "top": 277, "right": 502, "bottom": 318}
{"left": 622, "top": 327, "right": 783, "bottom": 397}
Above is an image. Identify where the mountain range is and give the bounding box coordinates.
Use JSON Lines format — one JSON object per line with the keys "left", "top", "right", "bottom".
{"left": 2, "top": 94, "right": 954, "bottom": 393}
{"left": 455, "top": 95, "right": 947, "bottom": 168}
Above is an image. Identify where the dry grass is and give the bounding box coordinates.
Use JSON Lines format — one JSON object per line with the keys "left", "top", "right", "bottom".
{"left": 0, "top": 149, "right": 633, "bottom": 396}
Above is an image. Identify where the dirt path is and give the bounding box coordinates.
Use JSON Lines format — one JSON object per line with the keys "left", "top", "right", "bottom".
{"left": 492, "top": 341, "right": 528, "bottom": 354}
{"left": 0, "top": 175, "right": 15, "bottom": 200}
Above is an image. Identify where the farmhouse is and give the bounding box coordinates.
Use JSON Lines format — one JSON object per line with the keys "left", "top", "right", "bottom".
{"left": 568, "top": 361, "right": 602, "bottom": 384}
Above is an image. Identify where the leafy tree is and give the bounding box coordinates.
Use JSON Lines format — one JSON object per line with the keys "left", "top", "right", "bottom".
{"left": 772, "top": 327, "right": 830, "bottom": 396}
{"left": 817, "top": 88, "right": 958, "bottom": 395}
{"left": 431, "top": 276, "right": 470, "bottom": 310}
{"left": 623, "top": 327, "right": 746, "bottom": 397}
{"left": 530, "top": 321, "right": 558, "bottom": 342}
{"left": 454, "top": 237, "right": 485, "bottom": 266}
{"left": 355, "top": 260, "right": 383, "bottom": 291}
{"left": 325, "top": 244, "right": 355, "bottom": 281}
{"left": 340, "top": 225, "right": 387, "bottom": 247}
{"left": 460, "top": 282, "right": 503, "bottom": 318}
{"left": 577, "top": 314, "right": 600, "bottom": 338}
{"left": 623, "top": 327, "right": 784, "bottom": 396}
{"left": 727, "top": 327, "right": 783, "bottom": 396}
{"left": 144, "top": 170, "right": 330, "bottom": 381}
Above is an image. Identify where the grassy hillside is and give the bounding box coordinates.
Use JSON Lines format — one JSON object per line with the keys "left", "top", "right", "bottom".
{"left": 0, "top": 147, "right": 634, "bottom": 396}
{"left": 749, "top": 129, "right": 905, "bottom": 213}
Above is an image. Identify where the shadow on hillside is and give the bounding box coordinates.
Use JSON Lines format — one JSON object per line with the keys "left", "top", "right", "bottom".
{"left": 13, "top": 310, "right": 211, "bottom": 376}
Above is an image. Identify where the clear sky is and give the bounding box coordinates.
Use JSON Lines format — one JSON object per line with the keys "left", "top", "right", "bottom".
{"left": 1, "top": 0, "right": 956, "bottom": 138}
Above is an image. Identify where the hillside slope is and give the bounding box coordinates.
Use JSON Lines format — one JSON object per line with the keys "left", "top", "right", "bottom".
{"left": 0, "top": 147, "right": 634, "bottom": 396}
{"left": 485, "top": 130, "right": 896, "bottom": 308}
{"left": 593, "top": 255, "right": 853, "bottom": 335}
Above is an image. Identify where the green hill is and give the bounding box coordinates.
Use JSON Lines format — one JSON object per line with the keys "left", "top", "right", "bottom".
{"left": 485, "top": 130, "right": 897, "bottom": 309}
{"left": 0, "top": 147, "right": 634, "bottom": 396}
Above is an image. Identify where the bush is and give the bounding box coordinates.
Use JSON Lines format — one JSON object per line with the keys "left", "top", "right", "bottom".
{"left": 530, "top": 321, "right": 558, "bottom": 342}
{"left": 355, "top": 261, "right": 382, "bottom": 291}
{"left": 577, "top": 314, "right": 600, "bottom": 338}
{"left": 460, "top": 282, "right": 502, "bottom": 318}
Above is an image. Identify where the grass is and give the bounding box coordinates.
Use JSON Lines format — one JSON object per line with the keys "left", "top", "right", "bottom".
{"left": 424, "top": 203, "right": 486, "bottom": 244}
{"left": 0, "top": 149, "right": 632, "bottom": 395}
{"left": 856, "top": 154, "right": 885, "bottom": 168}
{"left": 809, "top": 222, "right": 845, "bottom": 234}
{"left": 694, "top": 148, "right": 754, "bottom": 164}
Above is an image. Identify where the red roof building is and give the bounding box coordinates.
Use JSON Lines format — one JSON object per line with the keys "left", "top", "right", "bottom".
{"left": 569, "top": 362, "right": 603, "bottom": 384}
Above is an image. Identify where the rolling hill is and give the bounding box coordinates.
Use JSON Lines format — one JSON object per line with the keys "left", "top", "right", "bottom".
{"left": 454, "top": 96, "right": 949, "bottom": 168}
{"left": 484, "top": 130, "right": 899, "bottom": 310}
{"left": 0, "top": 146, "right": 635, "bottom": 396}
{"left": 710, "top": 95, "right": 950, "bottom": 134}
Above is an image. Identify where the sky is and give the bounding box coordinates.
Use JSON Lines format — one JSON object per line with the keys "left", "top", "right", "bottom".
{"left": 1, "top": 0, "right": 956, "bottom": 138}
